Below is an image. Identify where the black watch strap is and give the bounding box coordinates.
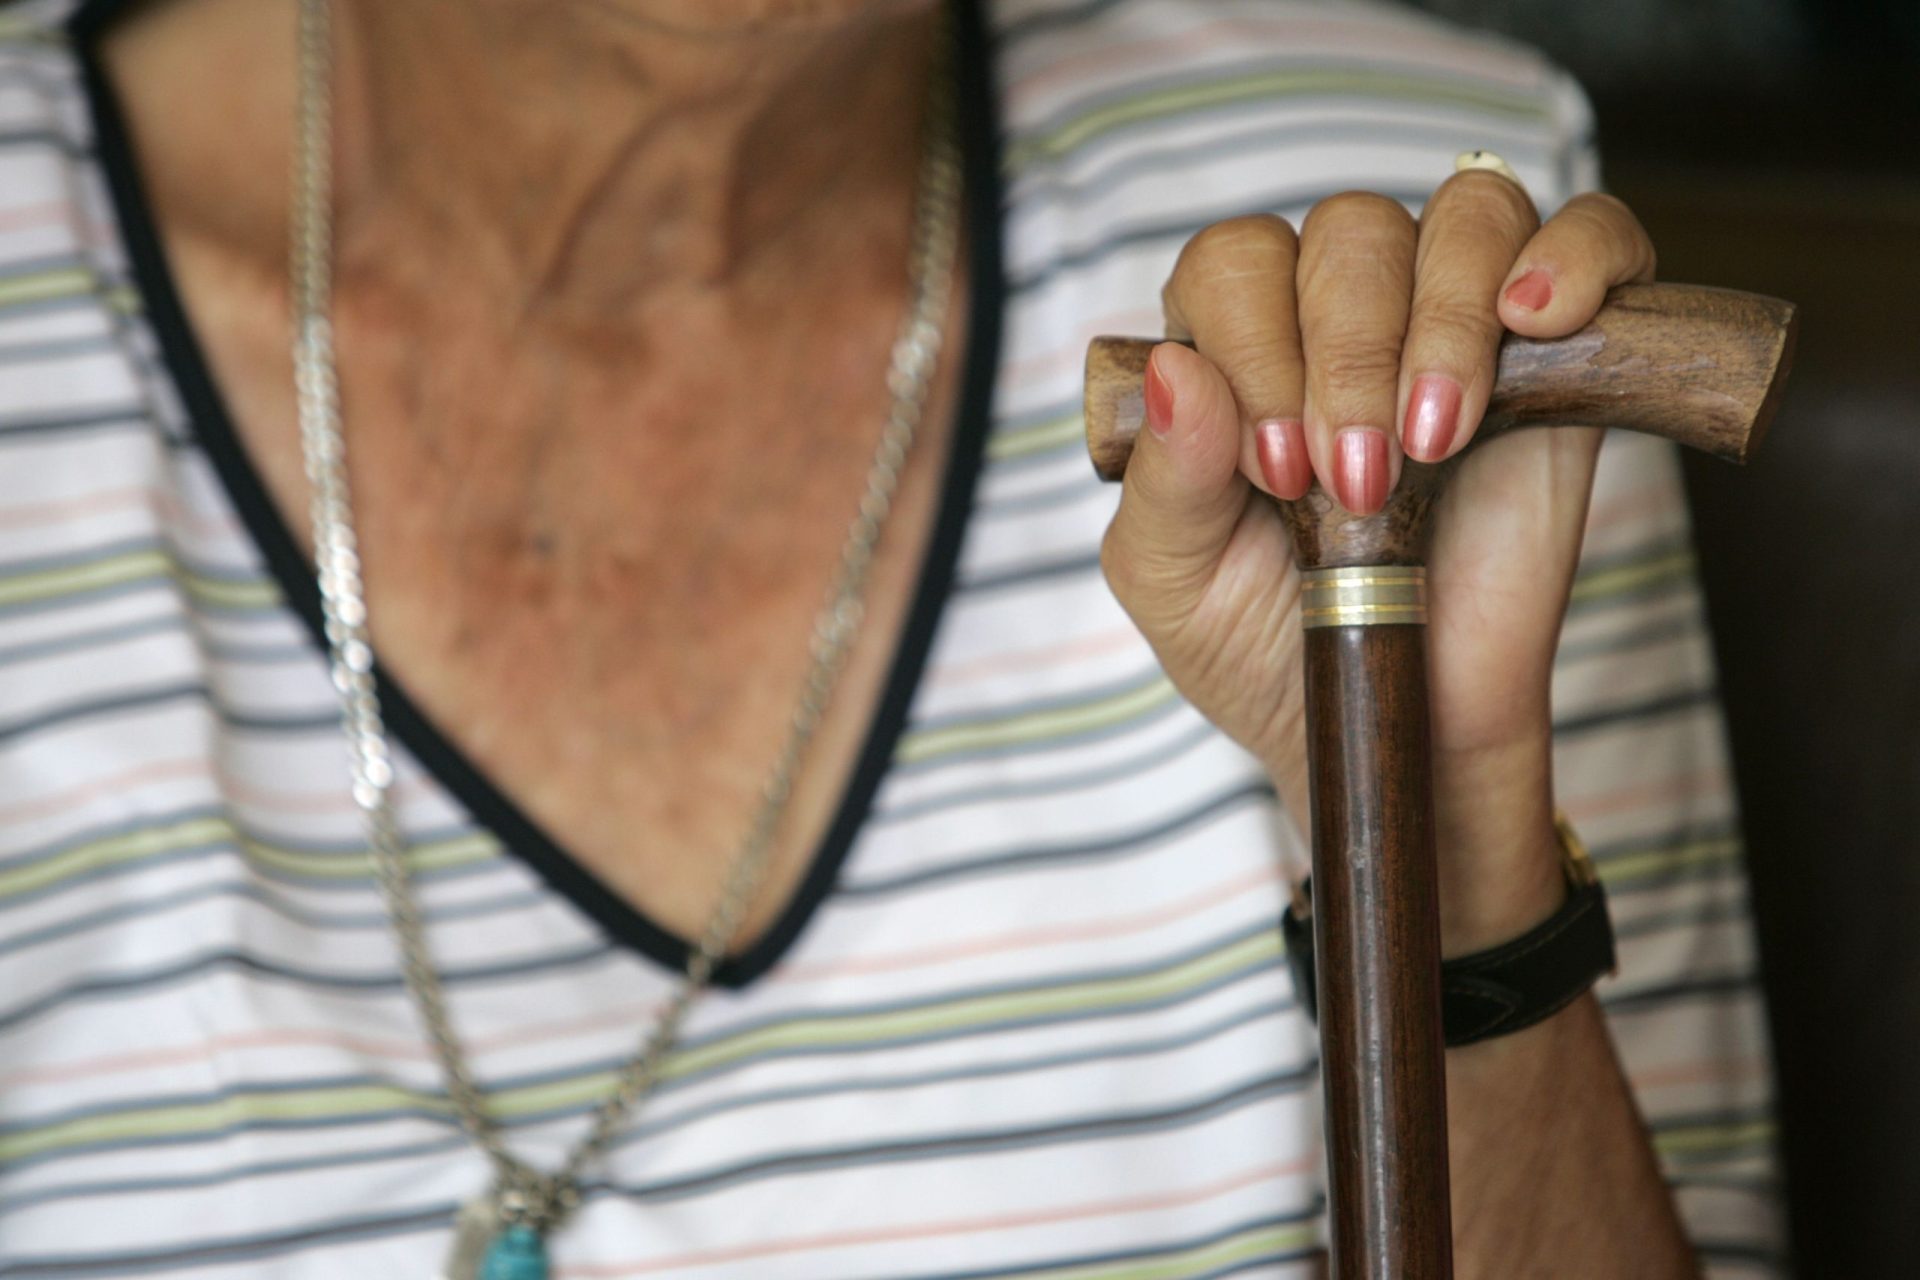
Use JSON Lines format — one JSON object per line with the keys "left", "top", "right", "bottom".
{"left": 1281, "top": 835, "right": 1616, "bottom": 1048}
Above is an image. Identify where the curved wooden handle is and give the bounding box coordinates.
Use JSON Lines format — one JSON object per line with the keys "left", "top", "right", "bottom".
{"left": 1085, "top": 282, "right": 1798, "bottom": 481}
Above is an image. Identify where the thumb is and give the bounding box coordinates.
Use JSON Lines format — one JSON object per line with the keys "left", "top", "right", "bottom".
{"left": 1100, "top": 342, "right": 1249, "bottom": 626}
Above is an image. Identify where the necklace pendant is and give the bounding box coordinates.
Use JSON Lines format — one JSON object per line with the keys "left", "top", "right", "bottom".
{"left": 477, "top": 1224, "right": 550, "bottom": 1280}
{"left": 439, "top": 1196, "right": 500, "bottom": 1280}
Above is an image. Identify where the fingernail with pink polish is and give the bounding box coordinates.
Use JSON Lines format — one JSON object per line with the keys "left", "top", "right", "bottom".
{"left": 1404, "top": 373, "right": 1462, "bottom": 462}
{"left": 1144, "top": 353, "right": 1176, "bottom": 439}
{"left": 1335, "top": 429, "right": 1390, "bottom": 514}
{"left": 1255, "top": 418, "right": 1310, "bottom": 498}
{"left": 1503, "top": 267, "right": 1552, "bottom": 312}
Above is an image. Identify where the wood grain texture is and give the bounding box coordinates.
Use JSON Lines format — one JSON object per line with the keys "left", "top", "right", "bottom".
{"left": 1084, "top": 282, "right": 1798, "bottom": 482}
{"left": 1276, "top": 467, "right": 1447, "bottom": 572}
{"left": 1305, "top": 625, "right": 1453, "bottom": 1280}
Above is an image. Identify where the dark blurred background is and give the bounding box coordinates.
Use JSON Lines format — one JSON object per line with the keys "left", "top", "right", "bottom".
{"left": 1403, "top": 0, "right": 1920, "bottom": 1274}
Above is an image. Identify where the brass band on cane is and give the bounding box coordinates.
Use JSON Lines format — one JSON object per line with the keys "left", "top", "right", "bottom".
{"left": 1299, "top": 566, "right": 1428, "bottom": 629}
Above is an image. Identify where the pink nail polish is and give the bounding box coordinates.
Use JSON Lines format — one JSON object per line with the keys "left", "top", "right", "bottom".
{"left": 1144, "top": 353, "right": 1175, "bottom": 439}
{"left": 1335, "top": 429, "right": 1390, "bottom": 514}
{"left": 1504, "top": 268, "right": 1552, "bottom": 312}
{"left": 1255, "top": 418, "right": 1310, "bottom": 498}
{"left": 1404, "top": 373, "right": 1462, "bottom": 462}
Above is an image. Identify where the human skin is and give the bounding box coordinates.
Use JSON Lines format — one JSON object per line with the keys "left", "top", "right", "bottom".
{"left": 100, "top": 0, "right": 1694, "bottom": 1271}
{"left": 101, "top": 0, "right": 968, "bottom": 959}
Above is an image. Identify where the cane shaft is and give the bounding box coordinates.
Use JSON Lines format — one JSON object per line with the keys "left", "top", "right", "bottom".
{"left": 1305, "top": 620, "right": 1452, "bottom": 1279}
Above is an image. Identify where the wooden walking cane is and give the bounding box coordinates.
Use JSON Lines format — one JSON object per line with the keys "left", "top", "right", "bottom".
{"left": 1083, "top": 282, "right": 1797, "bottom": 1278}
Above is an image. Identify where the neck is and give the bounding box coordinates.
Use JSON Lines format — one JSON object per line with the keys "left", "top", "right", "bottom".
{"left": 106, "top": 0, "right": 944, "bottom": 318}
{"left": 335, "top": 1, "right": 941, "bottom": 304}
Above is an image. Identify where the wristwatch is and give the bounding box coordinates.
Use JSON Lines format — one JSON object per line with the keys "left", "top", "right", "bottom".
{"left": 1281, "top": 812, "right": 1617, "bottom": 1047}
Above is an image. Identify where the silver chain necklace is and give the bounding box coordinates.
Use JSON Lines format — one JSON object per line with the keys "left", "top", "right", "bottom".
{"left": 289, "top": 1, "right": 960, "bottom": 1274}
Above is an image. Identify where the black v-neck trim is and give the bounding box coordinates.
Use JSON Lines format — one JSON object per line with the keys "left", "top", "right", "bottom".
{"left": 68, "top": 0, "right": 1006, "bottom": 990}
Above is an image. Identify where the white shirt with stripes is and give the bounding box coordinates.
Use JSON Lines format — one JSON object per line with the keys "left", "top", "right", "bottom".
{"left": 0, "top": 0, "right": 1782, "bottom": 1275}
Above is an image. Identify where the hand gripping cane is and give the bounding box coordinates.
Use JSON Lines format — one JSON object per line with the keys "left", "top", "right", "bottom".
{"left": 1083, "top": 282, "right": 1797, "bottom": 1277}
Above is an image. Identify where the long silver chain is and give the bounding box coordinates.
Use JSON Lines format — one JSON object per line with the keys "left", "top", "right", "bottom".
{"left": 290, "top": 0, "right": 959, "bottom": 1232}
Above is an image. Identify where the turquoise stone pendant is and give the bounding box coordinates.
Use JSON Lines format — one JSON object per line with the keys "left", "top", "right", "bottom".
{"left": 477, "top": 1225, "right": 550, "bottom": 1280}
{"left": 441, "top": 1196, "right": 499, "bottom": 1280}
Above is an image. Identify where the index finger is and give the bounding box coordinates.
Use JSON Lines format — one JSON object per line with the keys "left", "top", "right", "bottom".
{"left": 1161, "top": 214, "right": 1313, "bottom": 500}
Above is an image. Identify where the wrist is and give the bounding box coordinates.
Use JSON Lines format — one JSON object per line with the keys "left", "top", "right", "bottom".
{"left": 1280, "top": 814, "right": 1616, "bottom": 1048}
{"left": 1432, "top": 733, "right": 1565, "bottom": 956}
{"left": 1261, "top": 731, "right": 1569, "bottom": 954}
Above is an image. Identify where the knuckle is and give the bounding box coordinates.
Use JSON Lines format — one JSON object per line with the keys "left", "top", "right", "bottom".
{"left": 1312, "top": 333, "right": 1404, "bottom": 391}
{"left": 1223, "top": 348, "right": 1304, "bottom": 404}
{"left": 1559, "top": 191, "right": 1639, "bottom": 243}
{"left": 1186, "top": 300, "right": 1302, "bottom": 367}
{"left": 1557, "top": 191, "right": 1656, "bottom": 276}
{"left": 1303, "top": 190, "right": 1416, "bottom": 242}
{"left": 1566, "top": 190, "right": 1635, "bottom": 223}
{"left": 1174, "top": 213, "right": 1299, "bottom": 279}
{"left": 1410, "top": 292, "right": 1502, "bottom": 350}
{"left": 1431, "top": 170, "right": 1539, "bottom": 239}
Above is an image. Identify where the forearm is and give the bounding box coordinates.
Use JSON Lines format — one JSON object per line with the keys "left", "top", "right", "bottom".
{"left": 1435, "top": 739, "right": 1696, "bottom": 1277}
{"left": 1448, "top": 994, "right": 1693, "bottom": 1276}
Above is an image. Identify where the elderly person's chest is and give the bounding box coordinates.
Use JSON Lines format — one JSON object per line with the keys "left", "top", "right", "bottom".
{"left": 169, "top": 229, "right": 970, "bottom": 948}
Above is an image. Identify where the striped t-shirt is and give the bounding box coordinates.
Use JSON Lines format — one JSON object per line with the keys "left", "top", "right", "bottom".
{"left": 0, "top": 0, "right": 1783, "bottom": 1275}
